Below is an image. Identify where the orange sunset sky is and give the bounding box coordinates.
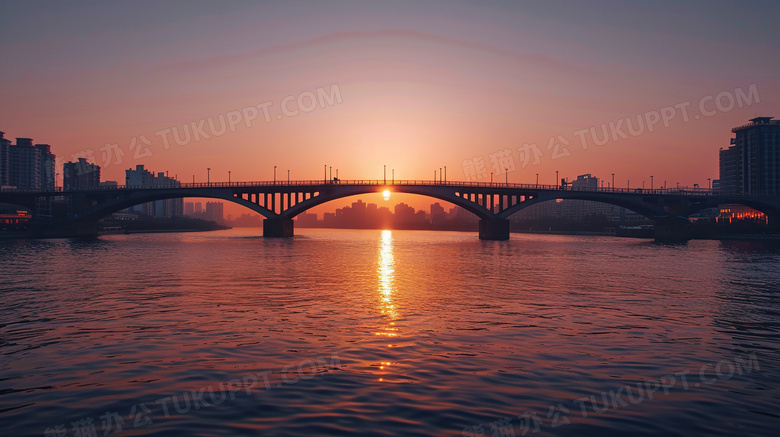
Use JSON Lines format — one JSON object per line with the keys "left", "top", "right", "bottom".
{"left": 2, "top": 1, "right": 779, "bottom": 215}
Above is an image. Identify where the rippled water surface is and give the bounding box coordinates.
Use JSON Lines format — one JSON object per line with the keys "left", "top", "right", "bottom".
{"left": 1, "top": 228, "right": 779, "bottom": 436}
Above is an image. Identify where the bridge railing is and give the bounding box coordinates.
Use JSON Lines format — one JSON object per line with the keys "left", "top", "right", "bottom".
{"left": 0, "top": 180, "right": 729, "bottom": 196}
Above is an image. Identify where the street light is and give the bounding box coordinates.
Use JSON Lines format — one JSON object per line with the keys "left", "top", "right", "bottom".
{"left": 287, "top": 169, "right": 290, "bottom": 183}
{"left": 273, "top": 165, "right": 277, "bottom": 183}
{"left": 708, "top": 178, "right": 711, "bottom": 190}
{"left": 228, "top": 170, "right": 231, "bottom": 183}
{"left": 207, "top": 167, "right": 210, "bottom": 185}
{"left": 505, "top": 168, "right": 508, "bottom": 184}
{"left": 444, "top": 166, "right": 447, "bottom": 182}
{"left": 490, "top": 172, "right": 493, "bottom": 183}
{"left": 536, "top": 173, "right": 539, "bottom": 186}
{"left": 650, "top": 175, "right": 654, "bottom": 190}
{"left": 384, "top": 165, "right": 386, "bottom": 184}
{"left": 611, "top": 173, "right": 615, "bottom": 190}
{"left": 555, "top": 170, "right": 559, "bottom": 187}
{"left": 440, "top": 167, "right": 442, "bottom": 183}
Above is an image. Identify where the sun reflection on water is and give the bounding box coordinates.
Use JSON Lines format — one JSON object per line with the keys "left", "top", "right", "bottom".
{"left": 377, "top": 229, "right": 398, "bottom": 321}
{"left": 375, "top": 230, "right": 400, "bottom": 381}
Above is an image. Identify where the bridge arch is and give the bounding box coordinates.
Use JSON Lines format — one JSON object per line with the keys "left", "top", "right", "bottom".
{"left": 281, "top": 184, "right": 494, "bottom": 219}
{"left": 77, "top": 188, "right": 276, "bottom": 221}
{"left": 498, "top": 191, "right": 675, "bottom": 221}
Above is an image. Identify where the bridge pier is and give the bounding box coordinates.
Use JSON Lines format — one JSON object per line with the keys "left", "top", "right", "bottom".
{"left": 653, "top": 219, "right": 691, "bottom": 243}
{"left": 263, "top": 218, "right": 294, "bottom": 238}
{"left": 479, "top": 218, "right": 510, "bottom": 240}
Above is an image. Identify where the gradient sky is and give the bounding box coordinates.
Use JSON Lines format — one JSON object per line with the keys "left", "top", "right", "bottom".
{"left": 2, "top": 0, "right": 779, "bottom": 213}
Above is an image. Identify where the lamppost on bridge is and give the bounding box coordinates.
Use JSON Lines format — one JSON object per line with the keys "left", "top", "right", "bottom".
{"left": 444, "top": 166, "right": 447, "bottom": 182}
{"left": 384, "top": 165, "right": 386, "bottom": 184}
{"left": 273, "top": 165, "right": 277, "bottom": 183}
{"left": 490, "top": 172, "right": 493, "bottom": 183}
{"left": 536, "top": 173, "right": 539, "bottom": 186}
{"left": 440, "top": 168, "right": 442, "bottom": 183}
{"left": 555, "top": 170, "right": 559, "bottom": 187}
{"left": 612, "top": 173, "right": 615, "bottom": 189}
{"left": 324, "top": 164, "right": 327, "bottom": 183}
{"left": 392, "top": 169, "right": 394, "bottom": 184}
{"left": 505, "top": 168, "right": 508, "bottom": 184}
{"left": 708, "top": 178, "right": 711, "bottom": 190}
{"left": 288, "top": 170, "right": 290, "bottom": 183}
{"left": 228, "top": 171, "right": 231, "bottom": 184}
{"left": 650, "top": 175, "right": 654, "bottom": 190}
{"left": 207, "top": 168, "right": 210, "bottom": 185}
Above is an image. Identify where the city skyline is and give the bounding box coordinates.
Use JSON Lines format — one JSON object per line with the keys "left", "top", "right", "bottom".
{"left": 2, "top": 113, "right": 774, "bottom": 218}
{"left": 2, "top": 1, "right": 779, "bottom": 208}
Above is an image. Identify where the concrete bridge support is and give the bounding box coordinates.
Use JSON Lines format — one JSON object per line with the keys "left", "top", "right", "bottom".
{"left": 263, "top": 218, "right": 294, "bottom": 238}
{"left": 653, "top": 219, "right": 692, "bottom": 243}
{"left": 479, "top": 218, "right": 510, "bottom": 240}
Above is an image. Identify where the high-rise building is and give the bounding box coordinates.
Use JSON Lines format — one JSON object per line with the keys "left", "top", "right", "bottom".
{"left": 0, "top": 132, "right": 10, "bottom": 187}
{"left": 719, "top": 117, "right": 780, "bottom": 195}
{"left": 9, "top": 138, "right": 39, "bottom": 190}
{"left": 36, "top": 144, "right": 56, "bottom": 190}
{"left": 204, "top": 202, "right": 224, "bottom": 223}
{"left": 125, "top": 165, "right": 183, "bottom": 217}
{"left": 0, "top": 133, "right": 55, "bottom": 190}
{"left": 63, "top": 158, "right": 101, "bottom": 190}
{"left": 206, "top": 202, "right": 223, "bottom": 222}
{"left": 430, "top": 202, "right": 446, "bottom": 225}
{"left": 570, "top": 174, "right": 598, "bottom": 190}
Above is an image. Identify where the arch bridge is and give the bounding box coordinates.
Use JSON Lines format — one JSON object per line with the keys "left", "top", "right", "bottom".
{"left": 2, "top": 180, "right": 779, "bottom": 241}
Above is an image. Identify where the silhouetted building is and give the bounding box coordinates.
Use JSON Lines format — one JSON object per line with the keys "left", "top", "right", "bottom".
{"left": 0, "top": 132, "right": 9, "bottom": 187}
{"left": 37, "top": 144, "right": 56, "bottom": 191}
{"left": 719, "top": 116, "right": 780, "bottom": 195}
{"left": 570, "top": 174, "right": 598, "bottom": 190}
{"left": 63, "top": 158, "right": 100, "bottom": 190}
{"left": 125, "top": 165, "right": 182, "bottom": 217}
{"left": 430, "top": 202, "right": 445, "bottom": 225}
{"left": 0, "top": 136, "right": 56, "bottom": 190}
{"left": 205, "top": 202, "right": 224, "bottom": 223}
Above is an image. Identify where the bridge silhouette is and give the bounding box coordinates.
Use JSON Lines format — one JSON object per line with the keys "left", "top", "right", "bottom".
{"left": 2, "top": 179, "right": 779, "bottom": 240}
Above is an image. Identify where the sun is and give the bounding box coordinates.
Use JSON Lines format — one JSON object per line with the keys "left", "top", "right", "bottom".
{"left": 382, "top": 190, "right": 391, "bottom": 201}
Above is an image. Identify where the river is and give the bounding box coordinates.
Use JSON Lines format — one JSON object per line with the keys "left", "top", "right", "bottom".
{"left": 1, "top": 228, "right": 778, "bottom": 436}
